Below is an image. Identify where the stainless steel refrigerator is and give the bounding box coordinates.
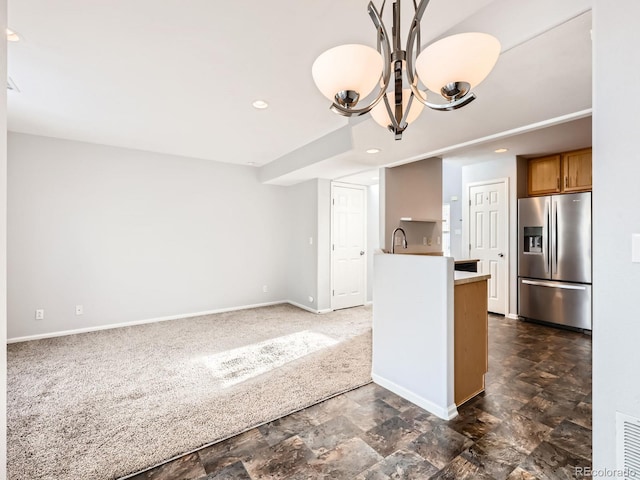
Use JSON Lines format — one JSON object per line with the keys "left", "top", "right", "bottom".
{"left": 518, "top": 192, "right": 592, "bottom": 330}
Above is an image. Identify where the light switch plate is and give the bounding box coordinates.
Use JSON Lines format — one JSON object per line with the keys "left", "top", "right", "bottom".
{"left": 633, "top": 234, "right": 640, "bottom": 263}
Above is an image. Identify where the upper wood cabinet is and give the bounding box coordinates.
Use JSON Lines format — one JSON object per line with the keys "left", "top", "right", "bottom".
{"left": 562, "top": 148, "right": 592, "bottom": 192}
{"left": 528, "top": 154, "right": 561, "bottom": 196}
{"left": 527, "top": 148, "right": 592, "bottom": 196}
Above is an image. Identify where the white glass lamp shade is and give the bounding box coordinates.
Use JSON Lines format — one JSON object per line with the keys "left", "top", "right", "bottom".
{"left": 415, "top": 33, "right": 501, "bottom": 93}
{"left": 370, "top": 89, "right": 425, "bottom": 128}
{"left": 312, "top": 44, "right": 384, "bottom": 104}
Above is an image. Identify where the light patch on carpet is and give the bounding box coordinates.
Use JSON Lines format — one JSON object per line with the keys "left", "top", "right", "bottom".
{"left": 197, "top": 330, "right": 339, "bottom": 388}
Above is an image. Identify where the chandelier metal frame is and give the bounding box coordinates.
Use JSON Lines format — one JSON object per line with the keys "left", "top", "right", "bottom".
{"left": 328, "top": 0, "right": 478, "bottom": 140}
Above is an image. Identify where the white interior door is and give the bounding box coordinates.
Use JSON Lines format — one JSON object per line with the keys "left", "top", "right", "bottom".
{"left": 468, "top": 180, "right": 508, "bottom": 315}
{"left": 331, "top": 183, "right": 366, "bottom": 310}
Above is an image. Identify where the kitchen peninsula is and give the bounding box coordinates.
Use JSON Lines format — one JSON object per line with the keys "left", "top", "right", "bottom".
{"left": 372, "top": 253, "right": 490, "bottom": 420}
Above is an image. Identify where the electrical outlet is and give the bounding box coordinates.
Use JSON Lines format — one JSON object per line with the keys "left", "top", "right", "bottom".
{"left": 423, "top": 237, "right": 427, "bottom": 245}
{"left": 309, "top": 237, "right": 313, "bottom": 245}
{"left": 262, "top": 285, "right": 268, "bottom": 293}
{"left": 75, "top": 305, "right": 83, "bottom": 315}
{"left": 427, "top": 238, "right": 432, "bottom": 246}
{"left": 437, "top": 236, "right": 441, "bottom": 245}
{"left": 35, "top": 309, "right": 44, "bottom": 320}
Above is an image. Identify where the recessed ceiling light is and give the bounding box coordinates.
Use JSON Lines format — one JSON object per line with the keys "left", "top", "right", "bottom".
{"left": 366, "top": 148, "right": 381, "bottom": 154}
{"left": 6, "top": 29, "right": 20, "bottom": 42}
{"left": 494, "top": 148, "right": 508, "bottom": 153}
{"left": 252, "top": 100, "right": 269, "bottom": 109}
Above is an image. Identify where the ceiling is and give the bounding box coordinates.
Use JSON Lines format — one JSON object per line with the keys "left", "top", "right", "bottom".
{"left": 7, "top": 0, "right": 593, "bottom": 184}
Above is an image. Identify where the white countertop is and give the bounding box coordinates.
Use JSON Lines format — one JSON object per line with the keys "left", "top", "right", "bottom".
{"left": 454, "top": 271, "right": 491, "bottom": 286}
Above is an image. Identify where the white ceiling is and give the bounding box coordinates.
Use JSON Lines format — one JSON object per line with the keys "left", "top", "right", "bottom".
{"left": 338, "top": 115, "right": 593, "bottom": 185}
{"left": 7, "top": 0, "right": 593, "bottom": 183}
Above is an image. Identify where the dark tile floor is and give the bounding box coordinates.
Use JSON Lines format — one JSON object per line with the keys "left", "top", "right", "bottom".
{"left": 127, "top": 315, "right": 592, "bottom": 480}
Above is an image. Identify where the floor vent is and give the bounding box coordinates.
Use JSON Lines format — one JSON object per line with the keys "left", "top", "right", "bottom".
{"left": 617, "top": 412, "right": 640, "bottom": 479}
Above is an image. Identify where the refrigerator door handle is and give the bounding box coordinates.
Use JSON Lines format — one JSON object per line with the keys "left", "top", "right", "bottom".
{"left": 521, "top": 279, "right": 587, "bottom": 290}
{"left": 554, "top": 201, "right": 559, "bottom": 275}
{"left": 544, "top": 201, "right": 550, "bottom": 274}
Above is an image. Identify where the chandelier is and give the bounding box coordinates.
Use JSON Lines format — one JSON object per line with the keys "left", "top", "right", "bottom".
{"left": 311, "top": 0, "right": 501, "bottom": 140}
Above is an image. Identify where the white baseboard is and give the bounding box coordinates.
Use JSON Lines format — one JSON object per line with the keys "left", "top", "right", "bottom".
{"left": 286, "top": 301, "right": 333, "bottom": 315}
{"left": 287, "top": 300, "right": 322, "bottom": 314}
{"left": 7, "top": 300, "right": 288, "bottom": 344}
{"left": 8, "top": 299, "right": 364, "bottom": 343}
{"left": 372, "top": 373, "right": 458, "bottom": 420}
{"left": 293, "top": 300, "right": 371, "bottom": 314}
{"left": 506, "top": 313, "right": 520, "bottom": 320}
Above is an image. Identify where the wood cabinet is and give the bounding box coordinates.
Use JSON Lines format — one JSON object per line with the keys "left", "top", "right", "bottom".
{"left": 562, "top": 148, "right": 592, "bottom": 192}
{"left": 528, "top": 155, "right": 561, "bottom": 196}
{"left": 454, "top": 278, "right": 488, "bottom": 406}
{"left": 527, "top": 148, "right": 592, "bottom": 196}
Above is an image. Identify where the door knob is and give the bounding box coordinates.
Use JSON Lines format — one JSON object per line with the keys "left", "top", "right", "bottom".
{"left": 360, "top": 251, "right": 365, "bottom": 256}
{"left": 498, "top": 253, "right": 504, "bottom": 258}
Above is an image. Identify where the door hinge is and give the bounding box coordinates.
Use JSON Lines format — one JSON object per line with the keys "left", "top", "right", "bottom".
{"left": 469, "top": 200, "right": 471, "bottom": 206}
{"left": 332, "top": 290, "right": 335, "bottom": 296}
{"left": 469, "top": 243, "right": 472, "bottom": 251}
{"left": 332, "top": 198, "right": 335, "bottom": 205}
{"left": 332, "top": 244, "right": 335, "bottom": 251}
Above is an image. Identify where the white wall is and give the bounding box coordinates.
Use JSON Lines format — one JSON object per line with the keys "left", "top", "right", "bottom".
{"left": 382, "top": 158, "right": 443, "bottom": 253}
{"left": 8, "top": 133, "right": 290, "bottom": 339}
{"left": 316, "top": 179, "right": 332, "bottom": 311}
{"left": 373, "top": 254, "right": 456, "bottom": 420}
{"left": 367, "top": 184, "right": 380, "bottom": 302}
{"left": 593, "top": 0, "right": 640, "bottom": 471}
{"left": 286, "top": 179, "right": 320, "bottom": 311}
{"left": 442, "top": 162, "right": 463, "bottom": 259}
{"left": 462, "top": 157, "right": 518, "bottom": 317}
{"left": 1, "top": 0, "right": 8, "bottom": 473}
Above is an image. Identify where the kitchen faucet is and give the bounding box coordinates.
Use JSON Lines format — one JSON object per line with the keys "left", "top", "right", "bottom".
{"left": 391, "top": 227, "right": 408, "bottom": 254}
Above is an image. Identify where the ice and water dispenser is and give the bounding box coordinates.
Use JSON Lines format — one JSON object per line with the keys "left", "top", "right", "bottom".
{"left": 523, "top": 226, "right": 543, "bottom": 254}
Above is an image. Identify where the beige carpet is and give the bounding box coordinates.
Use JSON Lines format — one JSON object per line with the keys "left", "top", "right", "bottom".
{"left": 7, "top": 303, "right": 372, "bottom": 480}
